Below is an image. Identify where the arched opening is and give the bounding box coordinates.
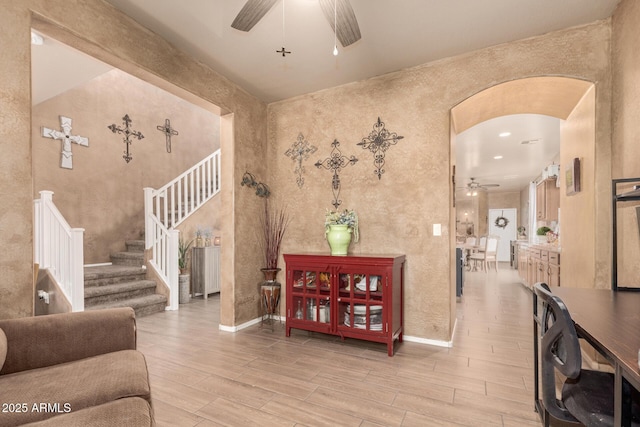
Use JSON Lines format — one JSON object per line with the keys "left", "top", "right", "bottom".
{"left": 450, "top": 76, "right": 599, "bottom": 306}
{"left": 30, "top": 15, "right": 234, "bottom": 320}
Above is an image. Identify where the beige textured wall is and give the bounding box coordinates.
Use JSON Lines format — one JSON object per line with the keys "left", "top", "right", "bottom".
{"left": 476, "top": 191, "right": 489, "bottom": 236}
{"left": 0, "top": 0, "right": 266, "bottom": 322}
{"left": 488, "top": 192, "right": 520, "bottom": 211}
{"left": 268, "top": 21, "right": 612, "bottom": 341}
{"left": 456, "top": 197, "right": 477, "bottom": 237}
{"left": 611, "top": 0, "right": 640, "bottom": 289}
{"left": 559, "top": 87, "right": 597, "bottom": 288}
{"left": 33, "top": 69, "right": 220, "bottom": 263}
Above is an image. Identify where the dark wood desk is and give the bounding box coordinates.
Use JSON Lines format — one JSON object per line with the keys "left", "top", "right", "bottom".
{"left": 536, "top": 287, "right": 640, "bottom": 426}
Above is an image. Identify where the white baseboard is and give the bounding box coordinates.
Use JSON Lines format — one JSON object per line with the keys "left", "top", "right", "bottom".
{"left": 219, "top": 315, "right": 285, "bottom": 332}
{"left": 84, "top": 262, "right": 112, "bottom": 267}
{"left": 403, "top": 318, "right": 456, "bottom": 348}
{"left": 218, "top": 316, "right": 457, "bottom": 350}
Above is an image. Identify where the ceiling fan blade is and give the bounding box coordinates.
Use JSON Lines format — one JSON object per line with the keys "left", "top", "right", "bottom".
{"left": 319, "top": 0, "right": 361, "bottom": 47}
{"left": 481, "top": 184, "right": 500, "bottom": 188}
{"left": 231, "top": 0, "right": 279, "bottom": 32}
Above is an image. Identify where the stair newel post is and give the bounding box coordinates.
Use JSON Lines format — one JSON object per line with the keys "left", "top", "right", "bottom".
{"left": 167, "top": 228, "right": 180, "bottom": 310}
{"left": 37, "top": 190, "right": 55, "bottom": 269}
{"left": 143, "top": 188, "right": 154, "bottom": 250}
{"left": 70, "top": 227, "right": 85, "bottom": 311}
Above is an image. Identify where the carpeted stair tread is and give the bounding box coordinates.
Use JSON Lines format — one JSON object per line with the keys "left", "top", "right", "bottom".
{"left": 86, "top": 294, "right": 167, "bottom": 317}
{"left": 84, "top": 280, "right": 157, "bottom": 298}
{"left": 110, "top": 251, "right": 145, "bottom": 267}
{"left": 84, "top": 265, "right": 147, "bottom": 286}
{"left": 125, "top": 240, "right": 145, "bottom": 252}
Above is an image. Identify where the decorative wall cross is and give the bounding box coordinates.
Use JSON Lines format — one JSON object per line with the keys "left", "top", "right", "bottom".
{"left": 156, "top": 118, "right": 178, "bottom": 153}
{"left": 41, "top": 116, "right": 89, "bottom": 169}
{"left": 315, "top": 139, "right": 358, "bottom": 209}
{"left": 357, "top": 117, "right": 404, "bottom": 179}
{"left": 108, "top": 114, "right": 144, "bottom": 163}
{"left": 284, "top": 133, "right": 317, "bottom": 188}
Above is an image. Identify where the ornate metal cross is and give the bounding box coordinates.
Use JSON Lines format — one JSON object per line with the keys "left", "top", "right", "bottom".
{"left": 315, "top": 139, "right": 358, "bottom": 209}
{"left": 284, "top": 133, "right": 317, "bottom": 188}
{"left": 357, "top": 117, "right": 404, "bottom": 179}
{"left": 156, "top": 118, "right": 178, "bottom": 153}
{"left": 108, "top": 114, "right": 144, "bottom": 163}
{"left": 41, "top": 116, "right": 89, "bottom": 169}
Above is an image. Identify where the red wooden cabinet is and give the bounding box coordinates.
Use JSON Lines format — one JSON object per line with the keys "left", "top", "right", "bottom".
{"left": 284, "top": 253, "right": 405, "bottom": 356}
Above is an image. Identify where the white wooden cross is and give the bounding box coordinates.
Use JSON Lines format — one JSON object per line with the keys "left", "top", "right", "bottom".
{"left": 42, "top": 116, "right": 89, "bottom": 169}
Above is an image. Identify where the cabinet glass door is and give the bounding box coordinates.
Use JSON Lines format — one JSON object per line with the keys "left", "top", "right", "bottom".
{"left": 337, "top": 272, "right": 384, "bottom": 333}
{"left": 291, "top": 269, "right": 331, "bottom": 324}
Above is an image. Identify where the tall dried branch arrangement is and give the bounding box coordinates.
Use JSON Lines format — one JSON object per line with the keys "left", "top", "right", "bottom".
{"left": 259, "top": 199, "right": 291, "bottom": 269}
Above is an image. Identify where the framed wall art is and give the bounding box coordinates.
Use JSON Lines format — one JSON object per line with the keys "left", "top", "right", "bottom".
{"left": 565, "top": 157, "right": 581, "bottom": 195}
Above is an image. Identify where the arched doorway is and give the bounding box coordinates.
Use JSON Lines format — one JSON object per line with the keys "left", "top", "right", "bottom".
{"left": 450, "top": 76, "right": 604, "bottom": 291}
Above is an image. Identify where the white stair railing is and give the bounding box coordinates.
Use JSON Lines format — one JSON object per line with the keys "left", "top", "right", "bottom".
{"left": 144, "top": 150, "right": 221, "bottom": 310}
{"left": 34, "top": 190, "right": 85, "bottom": 311}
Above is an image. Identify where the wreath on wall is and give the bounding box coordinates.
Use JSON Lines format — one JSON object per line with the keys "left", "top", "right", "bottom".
{"left": 495, "top": 215, "right": 509, "bottom": 229}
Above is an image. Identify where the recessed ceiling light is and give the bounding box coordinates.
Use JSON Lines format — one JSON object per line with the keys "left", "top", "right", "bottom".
{"left": 494, "top": 155, "right": 503, "bottom": 160}
{"left": 499, "top": 132, "right": 511, "bottom": 137}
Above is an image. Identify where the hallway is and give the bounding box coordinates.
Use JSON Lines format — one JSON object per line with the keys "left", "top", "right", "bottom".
{"left": 136, "top": 265, "right": 538, "bottom": 426}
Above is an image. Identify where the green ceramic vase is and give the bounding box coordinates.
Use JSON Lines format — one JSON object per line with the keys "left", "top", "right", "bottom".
{"left": 326, "top": 224, "right": 352, "bottom": 255}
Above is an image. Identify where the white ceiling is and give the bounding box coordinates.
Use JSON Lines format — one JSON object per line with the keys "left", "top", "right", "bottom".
{"left": 31, "top": 0, "right": 618, "bottom": 193}
{"left": 100, "top": 0, "right": 620, "bottom": 103}
{"left": 456, "top": 114, "right": 560, "bottom": 194}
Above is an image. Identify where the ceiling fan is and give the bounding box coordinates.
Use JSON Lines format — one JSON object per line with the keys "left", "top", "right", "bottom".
{"left": 458, "top": 178, "right": 500, "bottom": 195}
{"left": 231, "top": 0, "right": 362, "bottom": 47}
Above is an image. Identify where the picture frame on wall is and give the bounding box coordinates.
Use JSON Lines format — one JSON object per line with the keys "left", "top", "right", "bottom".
{"left": 566, "top": 157, "right": 581, "bottom": 195}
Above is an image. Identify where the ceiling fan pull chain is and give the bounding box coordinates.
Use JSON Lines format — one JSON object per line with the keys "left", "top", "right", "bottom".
{"left": 276, "top": 0, "right": 292, "bottom": 57}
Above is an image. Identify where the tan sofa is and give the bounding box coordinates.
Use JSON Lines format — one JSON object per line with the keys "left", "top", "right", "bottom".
{"left": 0, "top": 308, "right": 154, "bottom": 426}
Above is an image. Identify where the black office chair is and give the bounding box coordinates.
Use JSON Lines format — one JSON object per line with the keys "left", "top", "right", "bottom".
{"left": 535, "top": 283, "right": 640, "bottom": 427}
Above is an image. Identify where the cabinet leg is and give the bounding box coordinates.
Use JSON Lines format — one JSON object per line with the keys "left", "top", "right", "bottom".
{"left": 285, "top": 326, "right": 291, "bottom": 337}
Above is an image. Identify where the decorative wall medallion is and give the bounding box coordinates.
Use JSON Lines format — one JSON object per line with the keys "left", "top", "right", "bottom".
{"left": 284, "top": 133, "right": 317, "bottom": 188}
{"left": 315, "top": 139, "right": 358, "bottom": 209}
{"left": 108, "top": 114, "right": 144, "bottom": 163}
{"left": 241, "top": 171, "right": 271, "bottom": 198}
{"left": 41, "top": 116, "right": 89, "bottom": 169}
{"left": 357, "top": 117, "right": 404, "bottom": 179}
{"left": 156, "top": 118, "right": 178, "bottom": 153}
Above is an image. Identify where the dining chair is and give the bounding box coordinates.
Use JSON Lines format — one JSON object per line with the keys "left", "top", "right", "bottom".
{"left": 464, "top": 236, "right": 477, "bottom": 246}
{"left": 468, "top": 235, "right": 499, "bottom": 271}
{"left": 477, "top": 235, "right": 487, "bottom": 252}
{"left": 534, "top": 283, "right": 640, "bottom": 427}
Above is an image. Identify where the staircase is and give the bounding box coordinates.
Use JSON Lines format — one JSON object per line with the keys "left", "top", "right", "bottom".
{"left": 84, "top": 239, "right": 167, "bottom": 317}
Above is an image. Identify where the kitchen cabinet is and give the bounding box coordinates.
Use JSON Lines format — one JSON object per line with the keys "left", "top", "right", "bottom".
{"left": 516, "top": 242, "right": 560, "bottom": 288}
{"left": 536, "top": 178, "right": 560, "bottom": 222}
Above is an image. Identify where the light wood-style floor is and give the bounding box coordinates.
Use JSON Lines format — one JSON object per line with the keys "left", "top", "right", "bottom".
{"left": 136, "top": 264, "right": 539, "bottom": 427}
